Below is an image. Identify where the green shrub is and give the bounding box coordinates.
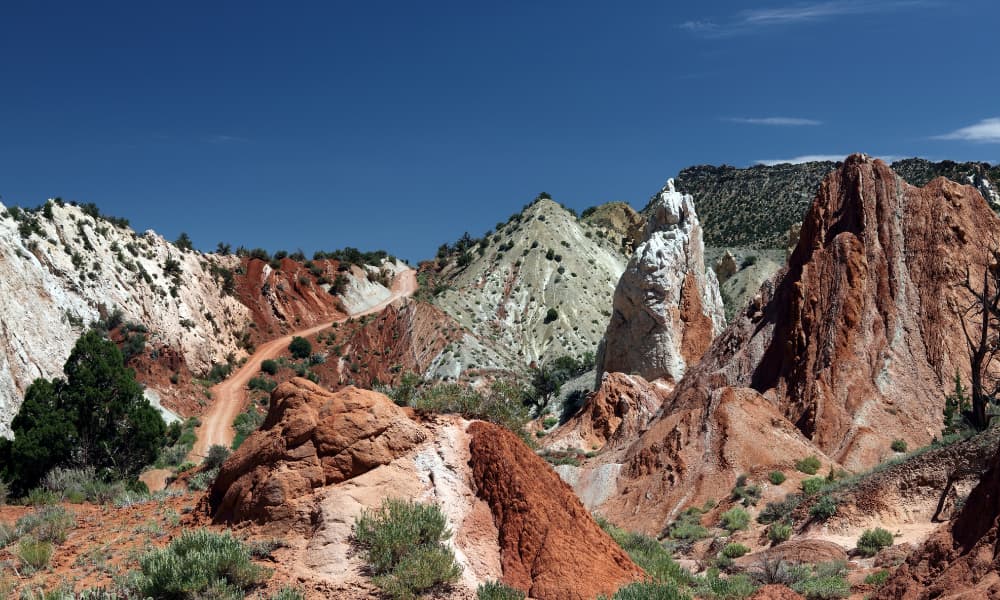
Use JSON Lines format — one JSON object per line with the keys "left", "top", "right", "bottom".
{"left": 693, "top": 571, "right": 757, "bottom": 599}
{"left": 544, "top": 308, "right": 558, "bottom": 324}
{"left": 372, "top": 544, "right": 462, "bottom": 599}
{"left": 260, "top": 359, "right": 279, "bottom": 376}
{"left": 610, "top": 581, "right": 691, "bottom": 600}
{"left": 768, "top": 523, "right": 792, "bottom": 544}
{"left": 248, "top": 538, "right": 287, "bottom": 559}
{"left": 795, "top": 456, "right": 822, "bottom": 475}
{"left": 801, "top": 477, "right": 826, "bottom": 496}
{"left": 758, "top": 495, "right": 801, "bottom": 524}
{"left": 598, "top": 518, "right": 692, "bottom": 585}
{"left": 288, "top": 336, "right": 312, "bottom": 360}
{"left": 188, "top": 468, "right": 219, "bottom": 492}
{"left": 768, "top": 471, "right": 786, "bottom": 485}
{"left": 668, "top": 509, "right": 710, "bottom": 542}
{"left": 248, "top": 376, "right": 277, "bottom": 393}
{"left": 720, "top": 507, "right": 750, "bottom": 532}
{"left": 16, "top": 505, "right": 75, "bottom": 545}
{"left": 721, "top": 543, "right": 749, "bottom": 559}
{"left": 354, "top": 499, "right": 460, "bottom": 599}
{"left": 809, "top": 495, "right": 837, "bottom": 521}
{"left": 204, "top": 445, "right": 231, "bottom": 470}
{"left": 891, "top": 439, "right": 907, "bottom": 452}
{"left": 269, "top": 588, "right": 306, "bottom": 600}
{"left": 0, "top": 522, "right": 16, "bottom": 547}
{"left": 17, "top": 537, "right": 53, "bottom": 572}
{"left": 792, "top": 575, "right": 850, "bottom": 599}
{"left": 477, "top": 581, "right": 526, "bottom": 600}
{"left": 857, "top": 528, "right": 894, "bottom": 557}
{"left": 24, "top": 487, "right": 58, "bottom": 506}
{"left": 129, "top": 528, "right": 271, "bottom": 598}
{"left": 864, "top": 570, "right": 890, "bottom": 587}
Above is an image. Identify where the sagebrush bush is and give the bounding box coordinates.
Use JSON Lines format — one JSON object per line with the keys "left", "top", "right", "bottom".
{"left": 857, "top": 528, "right": 894, "bottom": 557}
{"left": 693, "top": 571, "right": 757, "bottom": 599}
{"left": 269, "top": 587, "right": 305, "bottom": 600}
{"left": 795, "top": 456, "right": 821, "bottom": 475}
{"left": 597, "top": 517, "right": 692, "bottom": 585}
{"left": 609, "top": 581, "right": 691, "bottom": 600}
{"left": 891, "top": 439, "right": 907, "bottom": 452}
{"left": 809, "top": 495, "right": 837, "bottom": 521}
{"left": 16, "top": 505, "right": 75, "bottom": 545}
{"left": 768, "top": 523, "right": 792, "bottom": 544}
{"left": 758, "top": 495, "right": 801, "bottom": 524}
{"left": 260, "top": 359, "right": 279, "bottom": 376}
{"left": 0, "top": 479, "right": 8, "bottom": 505}
{"left": 129, "top": 529, "right": 271, "bottom": 598}
{"left": 667, "top": 508, "right": 710, "bottom": 543}
{"left": 721, "top": 543, "right": 749, "bottom": 559}
{"left": 720, "top": 507, "right": 750, "bottom": 532}
{"left": 204, "top": 445, "right": 231, "bottom": 470}
{"left": 864, "top": 570, "right": 890, "bottom": 587}
{"left": 792, "top": 575, "right": 850, "bottom": 599}
{"left": 768, "top": 471, "right": 786, "bottom": 485}
{"left": 801, "top": 477, "right": 827, "bottom": 496}
{"left": 353, "top": 498, "right": 461, "bottom": 599}
{"left": 477, "top": 581, "right": 526, "bottom": 600}
{"left": 17, "top": 536, "right": 53, "bottom": 572}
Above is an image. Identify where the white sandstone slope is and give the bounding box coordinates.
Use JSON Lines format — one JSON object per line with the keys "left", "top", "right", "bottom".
{"left": 433, "top": 198, "right": 627, "bottom": 370}
{"left": 0, "top": 200, "right": 252, "bottom": 436}
{"left": 596, "top": 179, "right": 725, "bottom": 384}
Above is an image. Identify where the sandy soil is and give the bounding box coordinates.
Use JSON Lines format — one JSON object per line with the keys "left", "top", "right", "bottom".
{"left": 187, "top": 269, "right": 417, "bottom": 463}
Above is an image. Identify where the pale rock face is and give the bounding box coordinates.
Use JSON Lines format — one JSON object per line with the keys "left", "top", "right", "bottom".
{"left": 967, "top": 173, "right": 1000, "bottom": 208}
{"left": 596, "top": 179, "right": 725, "bottom": 384}
{"left": 0, "top": 201, "right": 252, "bottom": 436}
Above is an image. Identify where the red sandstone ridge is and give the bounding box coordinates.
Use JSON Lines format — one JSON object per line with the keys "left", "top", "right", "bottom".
{"left": 468, "top": 421, "right": 644, "bottom": 600}
{"left": 580, "top": 155, "right": 1000, "bottom": 533}
{"left": 873, "top": 446, "right": 1000, "bottom": 599}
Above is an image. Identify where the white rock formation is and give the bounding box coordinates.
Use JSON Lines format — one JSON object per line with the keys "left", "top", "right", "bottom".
{"left": 596, "top": 179, "right": 725, "bottom": 384}
{"left": 0, "top": 200, "right": 252, "bottom": 436}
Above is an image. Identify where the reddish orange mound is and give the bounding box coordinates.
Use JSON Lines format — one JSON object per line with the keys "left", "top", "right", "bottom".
{"left": 873, "top": 447, "right": 1000, "bottom": 599}
{"left": 468, "top": 421, "right": 643, "bottom": 600}
{"left": 208, "top": 378, "right": 426, "bottom": 525}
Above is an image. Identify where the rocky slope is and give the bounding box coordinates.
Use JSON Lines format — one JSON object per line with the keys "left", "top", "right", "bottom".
{"left": 429, "top": 198, "right": 627, "bottom": 371}
{"left": 0, "top": 200, "right": 404, "bottom": 435}
{"left": 873, "top": 442, "right": 1000, "bottom": 599}
{"left": 208, "top": 379, "right": 643, "bottom": 599}
{"left": 596, "top": 179, "right": 725, "bottom": 384}
{"left": 565, "top": 155, "right": 1000, "bottom": 534}
{"left": 892, "top": 158, "right": 1000, "bottom": 209}
{"left": 0, "top": 201, "right": 250, "bottom": 435}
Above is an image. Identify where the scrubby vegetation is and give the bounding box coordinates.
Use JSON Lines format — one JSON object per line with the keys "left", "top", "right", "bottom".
{"left": 857, "top": 528, "right": 894, "bottom": 557}
{"left": 397, "top": 379, "right": 532, "bottom": 443}
{"left": 0, "top": 331, "right": 166, "bottom": 495}
{"left": 795, "top": 456, "right": 822, "bottom": 475}
{"left": 353, "top": 498, "right": 461, "bottom": 599}
{"left": 720, "top": 507, "right": 750, "bottom": 532}
{"left": 477, "top": 581, "right": 526, "bottom": 600}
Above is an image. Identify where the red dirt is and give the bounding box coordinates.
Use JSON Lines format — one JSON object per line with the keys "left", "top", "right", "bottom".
{"left": 468, "top": 421, "right": 644, "bottom": 600}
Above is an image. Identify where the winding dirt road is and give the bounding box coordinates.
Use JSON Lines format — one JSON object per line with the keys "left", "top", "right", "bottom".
{"left": 187, "top": 269, "right": 417, "bottom": 462}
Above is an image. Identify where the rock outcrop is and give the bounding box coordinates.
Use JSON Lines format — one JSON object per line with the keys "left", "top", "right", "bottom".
{"left": 545, "top": 373, "right": 666, "bottom": 453}
{"left": 874, "top": 445, "right": 1000, "bottom": 599}
{"left": 582, "top": 155, "right": 1000, "bottom": 533}
{"left": 468, "top": 421, "right": 644, "bottom": 599}
{"left": 596, "top": 179, "right": 725, "bottom": 384}
{"left": 208, "top": 379, "right": 427, "bottom": 524}
{"left": 207, "top": 380, "right": 643, "bottom": 599}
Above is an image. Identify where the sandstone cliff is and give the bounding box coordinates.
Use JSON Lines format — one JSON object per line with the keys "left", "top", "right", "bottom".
{"left": 596, "top": 179, "right": 725, "bottom": 384}
{"left": 577, "top": 155, "right": 1000, "bottom": 533}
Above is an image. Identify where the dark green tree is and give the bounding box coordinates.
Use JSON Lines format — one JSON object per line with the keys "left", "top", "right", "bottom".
{"left": 289, "top": 336, "right": 312, "bottom": 360}
{"left": 174, "top": 232, "right": 193, "bottom": 251}
{"left": 3, "top": 331, "right": 166, "bottom": 493}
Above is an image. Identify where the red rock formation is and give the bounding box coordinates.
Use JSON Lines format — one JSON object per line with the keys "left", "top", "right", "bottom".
{"left": 307, "top": 298, "right": 462, "bottom": 389}
{"left": 545, "top": 373, "right": 667, "bottom": 452}
{"left": 208, "top": 379, "right": 427, "bottom": 525}
{"left": 873, "top": 446, "right": 1000, "bottom": 599}
{"left": 235, "top": 257, "right": 348, "bottom": 343}
{"left": 592, "top": 155, "right": 1000, "bottom": 533}
{"left": 468, "top": 421, "right": 644, "bottom": 600}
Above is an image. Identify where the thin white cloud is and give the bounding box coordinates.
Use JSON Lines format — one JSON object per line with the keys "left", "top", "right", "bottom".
{"left": 726, "top": 117, "right": 822, "bottom": 126}
{"left": 933, "top": 118, "right": 1000, "bottom": 143}
{"left": 755, "top": 153, "right": 905, "bottom": 166}
{"left": 682, "top": 1, "right": 935, "bottom": 37}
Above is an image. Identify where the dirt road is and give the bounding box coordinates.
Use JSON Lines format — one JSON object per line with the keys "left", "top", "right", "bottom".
{"left": 187, "top": 269, "right": 417, "bottom": 463}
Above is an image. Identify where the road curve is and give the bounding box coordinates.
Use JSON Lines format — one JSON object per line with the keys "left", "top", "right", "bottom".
{"left": 187, "top": 268, "right": 417, "bottom": 462}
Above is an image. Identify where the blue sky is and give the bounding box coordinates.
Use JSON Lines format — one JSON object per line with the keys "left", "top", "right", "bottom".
{"left": 1, "top": 1, "right": 998, "bottom": 261}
